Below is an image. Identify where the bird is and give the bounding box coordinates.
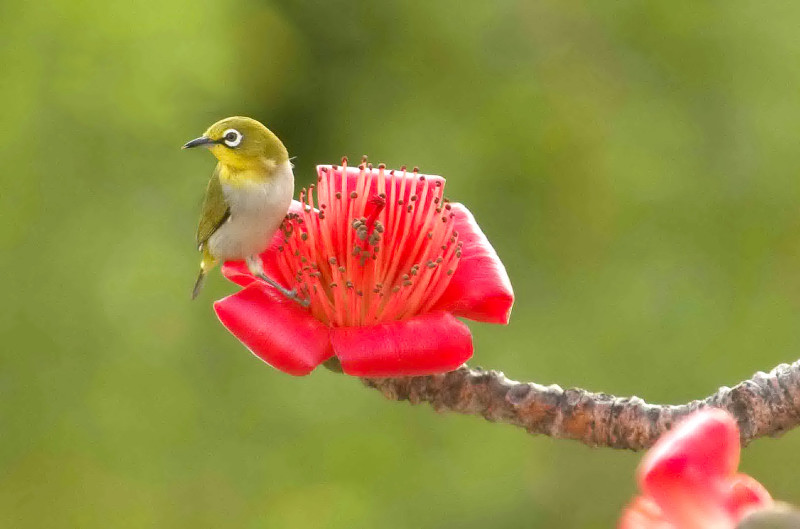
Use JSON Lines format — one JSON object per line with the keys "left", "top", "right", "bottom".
{"left": 183, "top": 116, "right": 307, "bottom": 305}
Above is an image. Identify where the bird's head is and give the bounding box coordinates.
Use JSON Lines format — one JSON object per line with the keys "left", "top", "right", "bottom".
{"left": 183, "top": 116, "right": 288, "bottom": 171}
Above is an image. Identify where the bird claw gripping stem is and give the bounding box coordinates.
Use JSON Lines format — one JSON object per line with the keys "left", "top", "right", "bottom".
{"left": 257, "top": 273, "right": 310, "bottom": 307}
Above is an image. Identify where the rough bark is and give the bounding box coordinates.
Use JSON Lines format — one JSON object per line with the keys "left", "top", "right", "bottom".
{"left": 362, "top": 359, "right": 800, "bottom": 450}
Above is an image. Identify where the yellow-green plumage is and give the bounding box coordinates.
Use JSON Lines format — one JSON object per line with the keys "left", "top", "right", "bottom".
{"left": 197, "top": 167, "right": 230, "bottom": 249}
{"left": 192, "top": 169, "right": 229, "bottom": 299}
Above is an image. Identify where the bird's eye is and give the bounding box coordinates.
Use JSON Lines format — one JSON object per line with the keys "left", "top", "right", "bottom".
{"left": 222, "top": 128, "right": 243, "bottom": 148}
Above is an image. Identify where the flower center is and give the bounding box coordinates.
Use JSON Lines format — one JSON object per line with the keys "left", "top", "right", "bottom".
{"left": 273, "top": 157, "right": 462, "bottom": 326}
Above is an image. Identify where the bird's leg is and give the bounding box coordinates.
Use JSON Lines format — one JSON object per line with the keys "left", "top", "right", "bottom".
{"left": 245, "top": 255, "right": 310, "bottom": 307}
{"left": 257, "top": 273, "right": 310, "bottom": 308}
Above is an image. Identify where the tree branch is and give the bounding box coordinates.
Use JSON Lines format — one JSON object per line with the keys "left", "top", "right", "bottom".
{"left": 362, "top": 359, "right": 800, "bottom": 450}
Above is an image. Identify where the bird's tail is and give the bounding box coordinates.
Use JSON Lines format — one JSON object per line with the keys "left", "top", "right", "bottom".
{"left": 191, "top": 269, "right": 207, "bottom": 300}
{"left": 191, "top": 250, "right": 218, "bottom": 300}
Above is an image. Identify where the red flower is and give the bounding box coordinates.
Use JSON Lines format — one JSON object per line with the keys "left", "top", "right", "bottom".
{"left": 213, "top": 159, "right": 514, "bottom": 376}
{"left": 619, "top": 409, "right": 773, "bottom": 529}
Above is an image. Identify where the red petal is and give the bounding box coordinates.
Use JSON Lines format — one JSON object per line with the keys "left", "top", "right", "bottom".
{"left": 330, "top": 312, "right": 473, "bottom": 376}
{"left": 213, "top": 283, "right": 333, "bottom": 376}
{"left": 618, "top": 496, "right": 671, "bottom": 529}
{"left": 221, "top": 259, "right": 256, "bottom": 288}
{"left": 316, "top": 164, "right": 446, "bottom": 198}
{"left": 431, "top": 204, "right": 514, "bottom": 324}
{"left": 724, "top": 474, "right": 772, "bottom": 520}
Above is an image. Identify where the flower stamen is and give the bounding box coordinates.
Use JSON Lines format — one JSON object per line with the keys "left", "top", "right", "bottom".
{"left": 274, "top": 160, "right": 463, "bottom": 327}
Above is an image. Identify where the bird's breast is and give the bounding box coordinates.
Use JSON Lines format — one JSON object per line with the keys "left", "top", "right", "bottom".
{"left": 209, "top": 160, "right": 294, "bottom": 261}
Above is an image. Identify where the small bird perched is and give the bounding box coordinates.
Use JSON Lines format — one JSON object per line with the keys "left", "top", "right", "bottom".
{"left": 183, "top": 116, "right": 306, "bottom": 305}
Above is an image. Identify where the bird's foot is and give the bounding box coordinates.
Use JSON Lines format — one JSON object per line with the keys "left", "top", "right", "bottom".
{"left": 256, "top": 273, "right": 310, "bottom": 307}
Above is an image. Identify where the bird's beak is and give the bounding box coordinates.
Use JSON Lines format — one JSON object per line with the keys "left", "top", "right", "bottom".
{"left": 182, "top": 136, "right": 218, "bottom": 149}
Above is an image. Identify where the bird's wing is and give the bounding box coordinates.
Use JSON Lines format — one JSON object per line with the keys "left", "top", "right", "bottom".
{"left": 196, "top": 167, "right": 230, "bottom": 249}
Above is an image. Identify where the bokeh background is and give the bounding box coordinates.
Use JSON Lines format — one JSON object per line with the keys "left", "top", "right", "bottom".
{"left": 3, "top": 1, "right": 800, "bottom": 527}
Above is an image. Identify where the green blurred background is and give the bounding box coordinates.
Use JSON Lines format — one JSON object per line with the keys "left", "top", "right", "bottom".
{"left": 2, "top": 1, "right": 800, "bottom": 527}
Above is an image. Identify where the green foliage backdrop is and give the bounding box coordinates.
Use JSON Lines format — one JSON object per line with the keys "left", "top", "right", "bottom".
{"left": 2, "top": 1, "right": 800, "bottom": 527}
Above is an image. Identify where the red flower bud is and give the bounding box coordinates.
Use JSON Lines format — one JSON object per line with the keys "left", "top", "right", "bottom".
{"left": 619, "top": 409, "right": 773, "bottom": 529}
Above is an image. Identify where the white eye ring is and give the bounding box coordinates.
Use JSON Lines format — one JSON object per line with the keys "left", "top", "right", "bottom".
{"left": 222, "top": 128, "right": 243, "bottom": 148}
